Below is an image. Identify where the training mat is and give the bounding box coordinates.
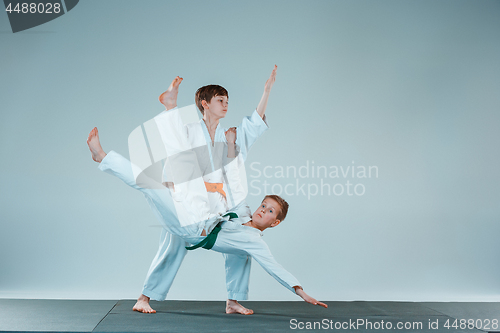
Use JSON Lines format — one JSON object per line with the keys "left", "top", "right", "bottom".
{"left": 0, "top": 300, "right": 497, "bottom": 332}
{"left": 92, "top": 300, "right": 487, "bottom": 333}
{"left": 0, "top": 299, "right": 117, "bottom": 332}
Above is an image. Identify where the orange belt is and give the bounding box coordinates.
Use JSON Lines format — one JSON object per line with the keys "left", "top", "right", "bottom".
{"left": 204, "top": 182, "right": 226, "bottom": 199}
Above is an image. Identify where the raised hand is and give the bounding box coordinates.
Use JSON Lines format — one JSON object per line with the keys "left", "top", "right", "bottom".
{"left": 257, "top": 65, "right": 278, "bottom": 118}
{"left": 264, "top": 65, "right": 277, "bottom": 93}
{"left": 225, "top": 127, "right": 237, "bottom": 144}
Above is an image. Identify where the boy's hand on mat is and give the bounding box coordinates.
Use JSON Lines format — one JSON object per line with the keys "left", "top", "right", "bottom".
{"left": 294, "top": 286, "right": 328, "bottom": 308}
{"left": 264, "top": 65, "right": 277, "bottom": 93}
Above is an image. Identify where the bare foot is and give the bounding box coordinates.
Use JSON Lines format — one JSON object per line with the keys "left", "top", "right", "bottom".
{"left": 226, "top": 299, "right": 253, "bottom": 315}
{"left": 87, "top": 127, "right": 106, "bottom": 163}
{"left": 133, "top": 294, "right": 156, "bottom": 314}
{"left": 159, "top": 76, "right": 183, "bottom": 110}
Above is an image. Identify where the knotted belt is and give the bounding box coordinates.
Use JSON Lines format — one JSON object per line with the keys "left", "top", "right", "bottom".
{"left": 204, "top": 181, "right": 226, "bottom": 199}
{"left": 185, "top": 212, "right": 238, "bottom": 250}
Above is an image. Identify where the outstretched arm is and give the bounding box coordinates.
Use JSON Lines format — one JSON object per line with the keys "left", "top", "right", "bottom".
{"left": 256, "top": 65, "right": 277, "bottom": 119}
{"left": 247, "top": 239, "right": 328, "bottom": 309}
{"left": 294, "top": 286, "right": 328, "bottom": 308}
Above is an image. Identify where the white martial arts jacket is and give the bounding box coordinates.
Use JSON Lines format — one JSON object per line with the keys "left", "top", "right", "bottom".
{"left": 157, "top": 106, "right": 268, "bottom": 227}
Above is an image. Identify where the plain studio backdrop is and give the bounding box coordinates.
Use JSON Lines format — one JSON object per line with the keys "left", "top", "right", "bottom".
{"left": 0, "top": 0, "right": 499, "bottom": 301}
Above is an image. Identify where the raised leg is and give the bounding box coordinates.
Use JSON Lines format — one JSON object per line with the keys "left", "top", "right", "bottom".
{"left": 87, "top": 127, "right": 107, "bottom": 162}
{"left": 159, "top": 76, "right": 183, "bottom": 110}
{"left": 97, "top": 149, "right": 201, "bottom": 240}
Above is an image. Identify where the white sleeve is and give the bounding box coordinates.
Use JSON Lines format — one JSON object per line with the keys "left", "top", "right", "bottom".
{"left": 247, "top": 238, "right": 302, "bottom": 294}
{"left": 235, "top": 110, "right": 269, "bottom": 162}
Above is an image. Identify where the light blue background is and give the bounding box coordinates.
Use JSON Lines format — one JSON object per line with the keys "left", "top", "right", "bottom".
{"left": 1, "top": 0, "right": 499, "bottom": 301}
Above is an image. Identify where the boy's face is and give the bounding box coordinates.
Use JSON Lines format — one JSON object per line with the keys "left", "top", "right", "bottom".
{"left": 251, "top": 198, "right": 281, "bottom": 231}
{"left": 203, "top": 95, "right": 228, "bottom": 119}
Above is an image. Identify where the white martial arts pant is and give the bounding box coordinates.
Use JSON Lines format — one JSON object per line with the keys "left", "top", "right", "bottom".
{"left": 141, "top": 229, "right": 251, "bottom": 301}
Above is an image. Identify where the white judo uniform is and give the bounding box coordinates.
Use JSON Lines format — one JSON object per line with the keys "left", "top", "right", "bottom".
{"left": 99, "top": 107, "right": 302, "bottom": 295}
{"left": 140, "top": 107, "right": 269, "bottom": 300}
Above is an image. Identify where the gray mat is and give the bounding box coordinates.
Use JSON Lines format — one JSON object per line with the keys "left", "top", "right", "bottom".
{"left": 93, "top": 300, "right": 486, "bottom": 333}
{"left": 0, "top": 300, "right": 498, "bottom": 332}
{"left": 422, "top": 303, "right": 500, "bottom": 333}
{"left": 0, "top": 299, "right": 117, "bottom": 332}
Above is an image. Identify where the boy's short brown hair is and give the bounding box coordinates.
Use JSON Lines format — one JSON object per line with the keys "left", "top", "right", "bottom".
{"left": 195, "top": 85, "right": 228, "bottom": 115}
{"left": 264, "top": 194, "right": 289, "bottom": 222}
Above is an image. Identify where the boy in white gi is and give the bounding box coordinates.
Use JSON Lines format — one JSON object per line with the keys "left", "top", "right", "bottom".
{"left": 130, "top": 68, "right": 275, "bottom": 314}
{"left": 86, "top": 119, "right": 328, "bottom": 310}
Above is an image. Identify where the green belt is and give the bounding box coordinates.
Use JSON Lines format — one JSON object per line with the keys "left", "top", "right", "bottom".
{"left": 185, "top": 212, "right": 238, "bottom": 251}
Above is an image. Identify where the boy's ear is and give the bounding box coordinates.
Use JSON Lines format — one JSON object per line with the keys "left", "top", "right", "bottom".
{"left": 270, "top": 219, "right": 281, "bottom": 228}
{"left": 201, "top": 100, "right": 208, "bottom": 110}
